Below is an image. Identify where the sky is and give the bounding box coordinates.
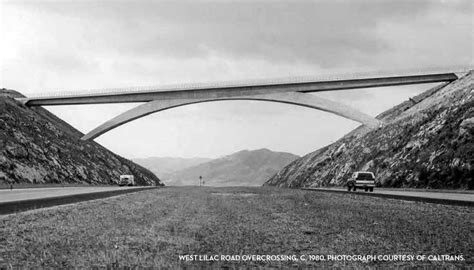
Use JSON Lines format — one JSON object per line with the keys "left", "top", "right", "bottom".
{"left": 0, "top": 0, "right": 472, "bottom": 159}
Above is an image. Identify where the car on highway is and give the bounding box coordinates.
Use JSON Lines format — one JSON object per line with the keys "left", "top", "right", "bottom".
{"left": 346, "top": 171, "right": 375, "bottom": 192}
{"left": 119, "top": 175, "right": 135, "bottom": 186}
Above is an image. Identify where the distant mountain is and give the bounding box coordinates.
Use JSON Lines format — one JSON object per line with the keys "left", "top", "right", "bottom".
{"left": 265, "top": 71, "right": 474, "bottom": 189}
{"left": 133, "top": 157, "right": 211, "bottom": 180}
{"left": 166, "top": 149, "right": 299, "bottom": 186}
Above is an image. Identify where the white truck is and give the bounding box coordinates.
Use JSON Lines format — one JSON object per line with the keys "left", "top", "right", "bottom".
{"left": 346, "top": 171, "right": 375, "bottom": 192}
{"left": 119, "top": 175, "right": 135, "bottom": 186}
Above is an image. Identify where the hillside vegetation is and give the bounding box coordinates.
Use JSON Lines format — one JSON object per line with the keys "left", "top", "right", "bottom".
{"left": 0, "top": 89, "right": 162, "bottom": 186}
{"left": 265, "top": 72, "right": 473, "bottom": 189}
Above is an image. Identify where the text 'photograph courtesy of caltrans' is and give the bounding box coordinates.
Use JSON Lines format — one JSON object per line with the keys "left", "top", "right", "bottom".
{"left": 0, "top": 0, "right": 472, "bottom": 268}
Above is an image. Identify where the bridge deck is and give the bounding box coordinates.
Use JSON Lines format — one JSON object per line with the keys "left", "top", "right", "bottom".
{"left": 17, "top": 73, "right": 458, "bottom": 106}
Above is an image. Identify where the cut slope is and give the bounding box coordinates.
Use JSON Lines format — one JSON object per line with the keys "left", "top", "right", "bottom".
{"left": 265, "top": 72, "right": 474, "bottom": 189}
{"left": 0, "top": 89, "right": 162, "bottom": 186}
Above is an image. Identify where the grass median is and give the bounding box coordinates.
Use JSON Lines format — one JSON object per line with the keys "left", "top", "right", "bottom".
{"left": 0, "top": 186, "right": 472, "bottom": 268}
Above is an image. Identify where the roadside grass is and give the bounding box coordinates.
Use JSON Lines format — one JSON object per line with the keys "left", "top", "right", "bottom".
{"left": 0, "top": 186, "right": 472, "bottom": 268}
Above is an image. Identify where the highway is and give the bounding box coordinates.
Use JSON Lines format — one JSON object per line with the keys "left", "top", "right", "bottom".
{"left": 0, "top": 186, "right": 157, "bottom": 215}
{"left": 0, "top": 186, "right": 152, "bottom": 203}
{"left": 303, "top": 187, "right": 474, "bottom": 206}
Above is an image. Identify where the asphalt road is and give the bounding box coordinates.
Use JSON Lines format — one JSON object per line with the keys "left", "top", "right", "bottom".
{"left": 0, "top": 186, "right": 150, "bottom": 203}
{"left": 304, "top": 187, "right": 474, "bottom": 206}
{"left": 0, "top": 186, "right": 159, "bottom": 215}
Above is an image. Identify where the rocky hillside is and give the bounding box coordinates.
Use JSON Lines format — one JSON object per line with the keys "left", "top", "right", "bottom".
{"left": 133, "top": 157, "right": 211, "bottom": 180}
{"left": 0, "top": 89, "right": 162, "bottom": 186}
{"left": 166, "top": 149, "right": 299, "bottom": 186}
{"left": 265, "top": 71, "right": 474, "bottom": 189}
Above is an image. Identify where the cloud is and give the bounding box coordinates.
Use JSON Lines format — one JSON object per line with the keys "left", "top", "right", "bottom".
{"left": 373, "top": 2, "right": 473, "bottom": 69}
{"left": 3, "top": 0, "right": 471, "bottom": 91}
{"left": 6, "top": 0, "right": 460, "bottom": 68}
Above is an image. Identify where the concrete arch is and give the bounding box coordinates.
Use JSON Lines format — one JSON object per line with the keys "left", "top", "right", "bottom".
{"left": 81, "top": 92, "right": 381, "bottom": 141}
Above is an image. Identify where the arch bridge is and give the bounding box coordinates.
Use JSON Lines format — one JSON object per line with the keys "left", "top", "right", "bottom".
{"left": 16, "top": 72, "right": 459, "bottom": 141}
